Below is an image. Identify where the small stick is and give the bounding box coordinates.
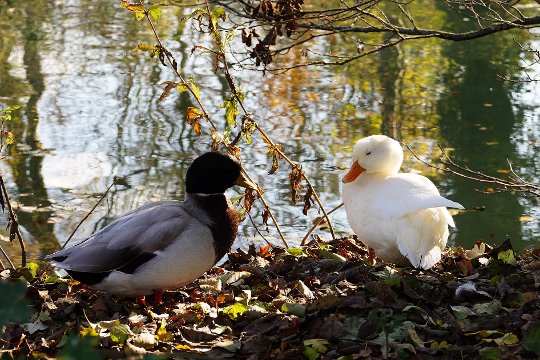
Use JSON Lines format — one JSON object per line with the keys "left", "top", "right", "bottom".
{"left": 301, "top": 203, "right": 344, "bottom": 246}
{"left": 0, "top": 176, "right": 26, "bottom": 267}
{"left": 62, "top": 177, "right": 118, "bottom": 250}
{"left": 0, "top": 245, "right": 14, "bottom": 269}
{"left": 247, "top": 211, "right": 272, "bottom": 247}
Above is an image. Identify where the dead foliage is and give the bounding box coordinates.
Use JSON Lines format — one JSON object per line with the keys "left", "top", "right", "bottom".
{"left": 2, "top": 237, "right": 540, "bottom": 359}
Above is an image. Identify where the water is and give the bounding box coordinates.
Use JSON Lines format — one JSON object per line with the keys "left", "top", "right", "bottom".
{"left": 0, "top": 1, "right": 538, "bottom": 265}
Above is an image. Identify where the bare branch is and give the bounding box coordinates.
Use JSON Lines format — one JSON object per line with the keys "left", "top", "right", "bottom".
{"left": 402, "top": 142, "right": 540, "bottom": 198}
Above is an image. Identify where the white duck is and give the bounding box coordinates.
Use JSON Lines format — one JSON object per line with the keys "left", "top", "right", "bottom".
{"left": 47, "top": 152, "right": 255, "bottom": 296}
{"left": 342, "top": 135, "right": 464, "bottom": 269}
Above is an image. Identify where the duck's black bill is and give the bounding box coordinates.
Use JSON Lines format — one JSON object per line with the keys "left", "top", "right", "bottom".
{"left": 234, "top": 171, "right": 257, "bottom": 190}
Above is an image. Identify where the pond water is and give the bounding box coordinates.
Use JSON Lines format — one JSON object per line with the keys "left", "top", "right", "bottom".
{"left": 0, "top": 1, "right": 539, "bottom": 265}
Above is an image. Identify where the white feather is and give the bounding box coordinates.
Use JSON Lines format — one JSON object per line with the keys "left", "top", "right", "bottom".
{"left": 342, "top": 135, "right": 463, "bottom": 270}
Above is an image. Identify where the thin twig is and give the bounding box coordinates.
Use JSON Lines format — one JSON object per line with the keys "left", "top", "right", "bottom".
{"left": 62, "top": 177, "right": 119, "bottom": 250}
{"left": 0, "top": 244, "right": 14, "bottom": 270}
{"left": 254, "top": 124, "right": 337, "bottom": 241}
{"left": 0, "top": 176, "right": 25, "bottom": 267}
{"left": 402, "top": 142, "right": 540, "bottom": 198}
{"left": 301, "top": 203, "right": 344, "bottom": 246}
{"left": 246, "top": 211, "right": 272, "bottom": 247}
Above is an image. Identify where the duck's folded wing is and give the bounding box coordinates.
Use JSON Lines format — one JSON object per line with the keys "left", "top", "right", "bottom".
{"left": 373, "top": 174, "right": 464, "bottom": 220}
{"left": 46, "top": 201, "right": 191, "bottom": 273}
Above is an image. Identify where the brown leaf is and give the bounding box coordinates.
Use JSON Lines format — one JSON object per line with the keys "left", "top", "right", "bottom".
{"left": 157, "top": 81, "right": 177, "bottom": 104}
{"left": 262, "top": 209, "right": 270, "bottom": 227}
{"left": 302, "top": 187, "right": 314, "bottom": 215}
{"left": 243, "top": 189, "right": 257, "bottom": 212}
{"left": 288, "top": 165, "right": 304, "bottom": 203}
{"left": 316, "top": 316, "right": 347, "bottom": 339}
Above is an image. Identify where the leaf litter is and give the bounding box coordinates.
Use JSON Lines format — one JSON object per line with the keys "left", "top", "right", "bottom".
{"left": 1, "top": 236, "right": 540, "bottom": 359}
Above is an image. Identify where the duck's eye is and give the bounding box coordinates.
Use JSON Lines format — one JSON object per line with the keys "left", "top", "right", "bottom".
{"left": 366, "top": 151, "right": 372, "bottom": 155}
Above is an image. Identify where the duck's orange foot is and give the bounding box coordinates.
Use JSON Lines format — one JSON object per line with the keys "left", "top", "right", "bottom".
{"left": 135, "top": 290, "right": 163, "bottom": 306}
{"left": 367, "top": 247, "right": 377, "bottom": 265}
{"left": 135, "top": 296, "right": 148, "bottom": 306}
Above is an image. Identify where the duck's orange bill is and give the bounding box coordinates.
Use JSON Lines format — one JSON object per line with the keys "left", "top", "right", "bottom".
{"left": 342, "top": 161, "right": 365, "bottom": 183}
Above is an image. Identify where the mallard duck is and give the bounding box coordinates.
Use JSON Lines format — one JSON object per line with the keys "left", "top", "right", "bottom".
{"left": 47, "top": 152, "right": 255, "bottom": 296}
{"left": 341, "top": 135, "right": 464, "bottom": 269}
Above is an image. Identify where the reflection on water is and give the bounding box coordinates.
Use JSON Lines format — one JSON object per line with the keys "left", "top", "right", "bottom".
{"left": 0, "top": 1, "right": 538, "bottom": 264}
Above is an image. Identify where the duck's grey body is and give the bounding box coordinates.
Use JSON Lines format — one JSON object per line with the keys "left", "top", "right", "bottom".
{"left": 47, "top": 194, "right": 237, "bottom": 296}
{"left": 46, "top": 152, "right": 251, "bottom": 297}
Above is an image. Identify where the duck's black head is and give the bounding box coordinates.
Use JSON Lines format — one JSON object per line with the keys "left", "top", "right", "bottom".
{"left": 185, "top": 152, "right": 255, "bottom": 194}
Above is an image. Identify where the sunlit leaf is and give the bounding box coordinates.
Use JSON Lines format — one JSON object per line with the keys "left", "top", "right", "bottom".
{"left": 519, "top": 215, "right": 534, "bottom": 222}
{"left": 286, "top": 247, "right": 304, "bottom": 257}
{"left": 25, "top": 262, "right": 39, "bottom": 278}
{"left": 4, "top": 131, "right": 14, "bottom": 145}
{"left": 156, "top": 320, "right": 173, "bottom": 342}
{"left": 190, "top": 82, "right": 200, "bottom": 101}
{"left": 177, "top": 83, "right": 188, "bottom": 93}
{"left": 120, "top": 0, "right": 145, "bottom": 13}
{"left": 148, "top": 5, "right": 162, "bottom": 21}
{"left": 135, "top": 11, "right": 145, "bottom": 21}
{"left": 186, "top": 107, "right": 204, "bottom": 134}
{"left": 222, "top": 302, "right": 247, "bottom": 319}
{"left": 497, "top": 249, "right": 516, "bottom": 265}
{"left": 80, "top": 326, "right": 99, "bottom": 337}
{"left": 137, "top": 43, "right": 158, "bottom": 52}
{"left": 210, "top": 7, "right": 226, "bottom": 30}
{"left": 110, "top": 323, "right": 133, "bottom": 344}
{"left": 221, "top": 98, "right": 238, "bottom": 126}
{"left": 466, "top": 241, "right": 486, "bottom": 259}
